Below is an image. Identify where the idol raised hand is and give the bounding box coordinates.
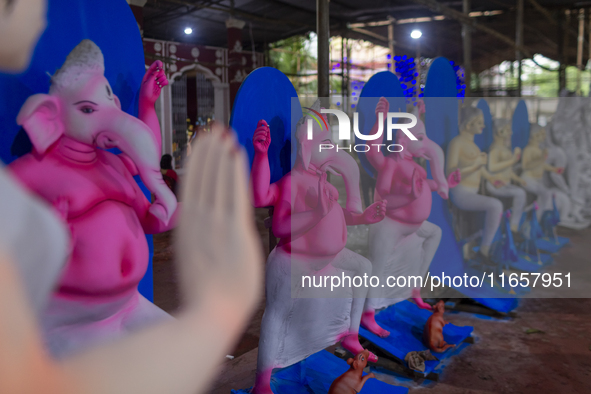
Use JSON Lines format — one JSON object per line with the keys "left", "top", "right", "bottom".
{"left": 140, "top": 60, "right": 169, "bottom": 105}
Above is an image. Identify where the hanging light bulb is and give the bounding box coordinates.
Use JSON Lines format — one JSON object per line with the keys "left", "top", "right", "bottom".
{"left": 411, "top": 30, "right": 422, "bottom": 39}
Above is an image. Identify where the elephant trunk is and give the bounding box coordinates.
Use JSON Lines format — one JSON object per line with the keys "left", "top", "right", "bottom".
{"left": 326, "top": 150, "right": 363, "bottom": 214}
{"left": 422, "top": 138, "right": 449, "bottom": 198}
{"left": 94, "top": 110, "right": 177, "bottom": 225}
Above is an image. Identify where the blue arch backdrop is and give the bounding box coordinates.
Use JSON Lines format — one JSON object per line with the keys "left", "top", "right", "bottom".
{"left": 424, "top": 58, "right": 517, "bottom": 312}
{"left": 475, "top": 99, "right": 494, "bottom": 152}
{"left": 355, "top": 71, "right": 406, "bottom": 179}
{"left": 423, "top": 57, "right": 464, "bottom": 283}
{"left": 0, "top": 0, "right": 155, "bottom": 301}
{"left": 230, "top": 67, "right": 301, "bottom": 184}
{"left": 512, "top": 100, "right": 530, "bottom": 150}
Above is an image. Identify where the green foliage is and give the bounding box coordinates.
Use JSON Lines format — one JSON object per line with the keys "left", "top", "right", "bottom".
{"left": 479, "top": 57, "right": 591, "bottom": 97}
{"left": 269, "top": 34, "right": 316, "bottom": 95}
{"left": 523, "top": 66, "right": 591, "bottom": 97}
{"left": 331, "top": 76, "right": 342, "bottom": 93}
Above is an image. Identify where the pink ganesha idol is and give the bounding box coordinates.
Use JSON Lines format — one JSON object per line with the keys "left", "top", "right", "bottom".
{"left": 249, "top": 100, "right": 387, "bottom": 394}
{"left": 361, "top": 98, "right": 460, "bottom": 338}
{"left": 9, "top": 40, "right": 178, "bottom": 358}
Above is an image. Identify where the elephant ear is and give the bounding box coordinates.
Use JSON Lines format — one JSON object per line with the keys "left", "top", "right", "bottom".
{"left": 16, "top": 94, "right": 64, "bottom": 155}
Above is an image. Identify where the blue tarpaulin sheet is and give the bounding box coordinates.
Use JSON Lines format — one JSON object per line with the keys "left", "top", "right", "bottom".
{"left": 232, "top": 350, "right": 408, "bottom": 394}
{"left": 535, "top": 237, "right": 569, "bottom": 253}
{"left": 472, "top": 297, "right": 519, "bottom": 313}
{"left": 359, "top": 301, "right": 473, "bottom": 376}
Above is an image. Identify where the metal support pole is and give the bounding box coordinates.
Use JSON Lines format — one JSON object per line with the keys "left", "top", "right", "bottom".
{"left": 416, "top": 39, "right": 421, "bottom": 98}
{"left": 346, "top": 38, "right": 350, "bottom": 114}
{"left": 297, "top": 54, "right": 301, "bottom": 92}
{"left": 264, "top": 42, "right": 270, "bottom": 67}
{"left": 577, "top": 9, "right": 585, "bottom": 95}
{"left": 588, "top": 10, "right": 591, "bottom": 93}
{"left": 558, "top": 10, "right": 567, "bottom": 94}
{"left": 588, "top": 9, "right": 591, "bottom": 65}
{"left": 516, "top": 0, "right": 523, "bottom": 97}
{"left": 317, "top": 0, "right": 330, "bottom": 98}
{"left": 462, "top": 0, "right": 472, "bottom": 96}
{"left": 341, "top": 35, "right": 345, "bottom": 106}
{"left": 388, "top": 16, "right": 395, "bottom": 73}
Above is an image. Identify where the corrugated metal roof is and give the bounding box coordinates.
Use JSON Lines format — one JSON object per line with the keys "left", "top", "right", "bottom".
{"left": 143, "top": 0, "right": 589, "bottom": 73}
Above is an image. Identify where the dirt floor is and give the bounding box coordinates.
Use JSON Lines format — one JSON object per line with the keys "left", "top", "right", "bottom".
{"left": 153, "top": 215, "right": 591, "bottom": 394}
{"left": 153, "top": 207, "right": 271, "bottom": 358}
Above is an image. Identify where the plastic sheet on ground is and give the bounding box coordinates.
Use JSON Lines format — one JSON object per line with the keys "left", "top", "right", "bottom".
{"left": 359, "top": 300, "right": 473, "bottom": 377}
{"left": 231, "top": 350, "right": 409, "bottom": 394}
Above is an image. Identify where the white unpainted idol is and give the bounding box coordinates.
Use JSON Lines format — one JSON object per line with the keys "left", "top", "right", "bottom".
{"left": 543, "top": 99, "right": 591, "bottom": 228}
{"left": 365, "top": 218, "right": 441, "bottom": 310}
{"left": 257, "top": 247, "right": 367, "bottom": 370}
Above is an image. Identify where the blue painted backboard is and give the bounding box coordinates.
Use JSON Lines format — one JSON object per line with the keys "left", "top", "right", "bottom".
{"left": 0, "top": 0, "right": 155, "bottom": 300}
{"left": 230, "top": 67, "right": 301, "bottom": 184}
{"left": 475, "top": 99, "right": 494, "bottom": 152}
{"left": 423, "top": 58, "right": 517, "bottom": 312}
{"left": 512, "top": 100, "right": 530, "bottom": 150}
{"left": 423, "top": 57, "right": 465, "bottom": 281}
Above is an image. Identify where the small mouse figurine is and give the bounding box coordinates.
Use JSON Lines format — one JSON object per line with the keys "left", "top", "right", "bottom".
{"left": 423, "top": 300, "right": 456, "bottom": 353}
{"left": 329, "top": 349, "right": 376, "bottom": 394}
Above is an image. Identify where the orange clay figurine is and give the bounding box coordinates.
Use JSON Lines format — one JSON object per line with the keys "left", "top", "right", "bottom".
{"left": 328, "top": 349, "right": 376, "bottom": 394}
{"left": 423, "top": 300, "right": 456, "bottom": 353}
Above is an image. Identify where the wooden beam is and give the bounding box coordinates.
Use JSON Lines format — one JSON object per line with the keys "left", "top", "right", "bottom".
{"left": 526, "top": 0, "right": 581, "bottom": 42}
{"left": 161, "top": 0, "right": 314, "bottom": 28}
{"left": 265, "top": 0, "right": 317, "bottom": 17}
{"left": 349, "top": 27, "right": 388, "bottom": 42}
{"left": 145, "top": 0, "right": 225, "bottom": 26}
{"left": 348, "top": 11, "right": 500, "bottom": 28}
{"left": 347, "top": 26, "right": 420, "bottom": 54}
{"left": 526, "top": 0, "right": 557, "bottom": 26}
{"left": 409, "top": 0, "right": 533, "bottom": 58}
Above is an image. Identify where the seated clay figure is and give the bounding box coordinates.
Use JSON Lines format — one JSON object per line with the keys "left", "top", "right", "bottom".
{"left": 423, "top": 300, "right": 455, "bottom": 353}
{"left": 551, "top": 97, "right": 587, "bottom": 204}
{"left": 486, "top": 119, "right": 527, "bottom": 235}
{"left": 360, "top": 98, "right": 460, "bottom": 338}
{"left": 542, "top": 123, "right": 570, "bottom": 198}
{"left": 328, "top": 349, "right": 376, "bottom": 394}
{"left": 446, "top": 106, "right": 506, "bottom": 264}
{"left": 545, "top": 104, "right": 591, "bottom": 228}
{"left": 0, "top": 126, "right": 263, "bottom": 394}
{"left": 9, "top": 40, "right": 179, "bottom": 358}
{"left": 521, "top": 125, "right": 568, "bottom": 222}
{"left": 576, "top": 97, "right": 591, "bottom": 211}
{"left": 249, "top": 100, "right": 387, "bottom": 394}
{"left": 0, "top": 1, "right": 263, "bottom": 393}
